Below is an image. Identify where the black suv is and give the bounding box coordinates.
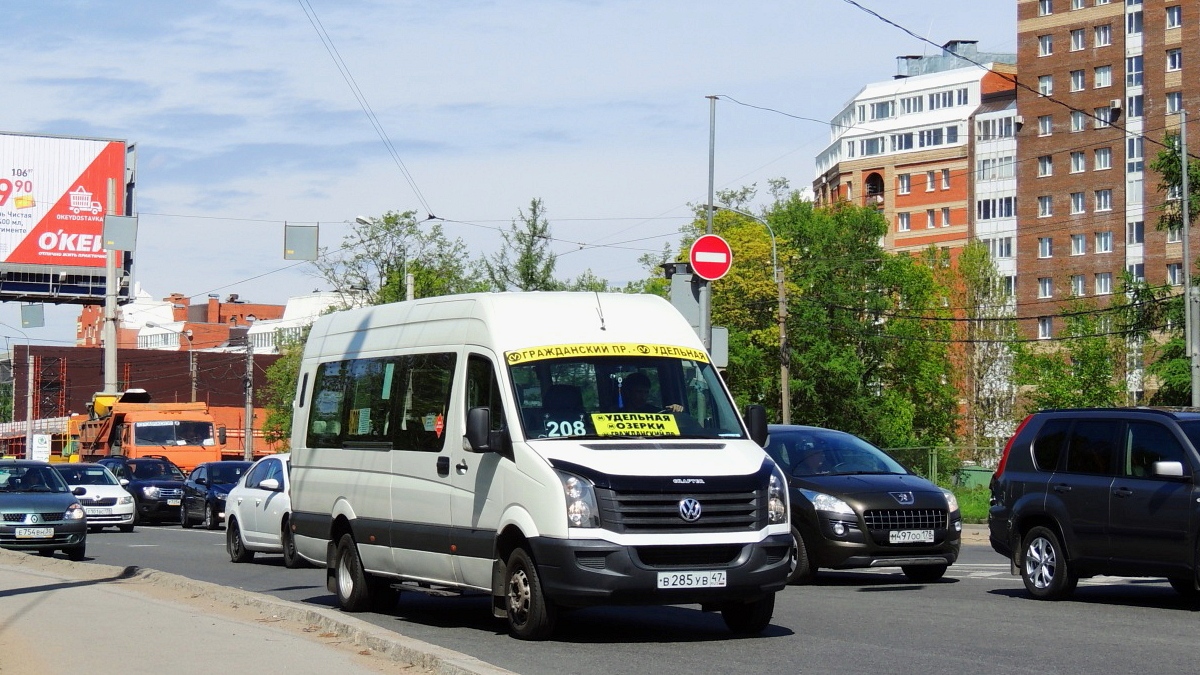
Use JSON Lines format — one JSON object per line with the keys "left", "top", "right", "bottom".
{"left": 990, "top": 408, "right": 1200, "bottom": 600}
{"left": 97, "top": 456, "right": 187, "bottom": 525}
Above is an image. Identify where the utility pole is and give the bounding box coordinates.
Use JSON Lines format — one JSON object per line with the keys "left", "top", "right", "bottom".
{"left": 244, "top": 342, "right": 254, "bottom": 461}
{"left": 699, "top": 95, "right": 717, "bottom": 352}
{"left": 1182, "top": 110, "right": 1199, "bottom": 407}
{"left": 103, "top": 178, "right": 119, "bottom": 394}
{"left": 25, "top": 351, "right": 33, "bottom": 454}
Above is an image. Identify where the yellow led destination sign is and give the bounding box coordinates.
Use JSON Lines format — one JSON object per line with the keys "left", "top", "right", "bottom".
{"left": 590, "top": 413, "right": 681, "bottom": 437}
{"left": 505, "top": 343, "right": 709, "bottom": 365}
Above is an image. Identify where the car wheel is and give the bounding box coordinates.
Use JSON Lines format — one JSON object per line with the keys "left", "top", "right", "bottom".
{"left": 282, "top": 519, "right": 304, "bottom": 569}
{"left": 721, "top": 593, "right": 776, "bottom": 635}
{"left": 902, "top": 564, "right": 948, "bottom": 583}
{"left": 204, "top": 502, "right": 219, "bottom": 530}
{"left": 65, "top": 544, "right": 86, "bottom": 561}
{"left": 787, "top": 526, "right": 817, "bottom": 584}
{"left": 118, "top": 524, "right": 134, "bottom": 533}
{"left": 227, "top": 518, "right": 254, "bottom": 563}
{"left": 1168, "top": 577, "right": 1200, "bottom": 600}
{"left": 505, "top": 546, "right": 556, "bottom": 640}
{"left": 1021, "top": 526, "right": 1077, "bottom": 600}
{"left": 180, "top": 501, "right": 193, "bottom": 528}
{"left": 333, "top": 533, "right": 374, "bottom": 612}
{"left": 131, "top": 500, "right": 141, "bottom": 526}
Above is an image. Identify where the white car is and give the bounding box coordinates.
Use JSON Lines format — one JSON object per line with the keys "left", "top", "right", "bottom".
{"left": 224, "top": 453, "right": 303, "bottom": 568}
{"left": 52, "top": 463, "right": 136, "bottom": 532}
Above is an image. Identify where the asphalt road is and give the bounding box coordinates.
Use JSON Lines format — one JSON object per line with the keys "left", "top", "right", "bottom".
{"left": 80, "top": 523, "right": 1200, "bottom": 675}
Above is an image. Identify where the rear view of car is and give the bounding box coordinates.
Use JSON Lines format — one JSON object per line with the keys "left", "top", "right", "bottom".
{"left": 766, "top": 425, "right": 961, "bottom": 584}
{"left": 53, "top": 463, "right": 135, "bottom": 532}
{"left": 0, "top": 460, "right": 88, "bottom": 559}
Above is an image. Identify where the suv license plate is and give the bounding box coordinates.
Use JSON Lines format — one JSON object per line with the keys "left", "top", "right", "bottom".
{"left": 657, "top": 571, "right": 727, "bottom": 589}
{"left": 167, "top": 499, "right": 181, "bottom": 506}
{"left": 85, "top": 507, "right": 112, "bottom": 516}
{"left": 890, "top": 529, "right": 934, "bottom": 544}
{"left": 15, "top": 527, "right": 54, "bottom": 539}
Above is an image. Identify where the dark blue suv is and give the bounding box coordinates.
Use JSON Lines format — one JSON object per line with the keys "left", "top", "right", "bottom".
{"left": 990, "top": 408, "right": 1200, "bottom": 600}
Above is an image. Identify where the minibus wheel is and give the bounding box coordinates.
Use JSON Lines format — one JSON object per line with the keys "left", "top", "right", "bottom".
{"left": 505, "top": 547, "right": 556, "bottom": 640}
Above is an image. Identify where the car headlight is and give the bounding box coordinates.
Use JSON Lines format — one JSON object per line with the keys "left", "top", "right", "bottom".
{"left": 767, "top": 467, "right": 788, "bottom": 525}
{"left": 216, "top": 493, "right": 227, "bottom": 501}
{"left": 941, "top": 488, "right": 959, "bottom": 513}
{"left": 556, "top": 470, "right": 599, "bottom": 528}
{"left": 65, "top": 504, "right": 86, "bottom": 520}
{"left": 142, "top": 486, "right": 160, "bottom": 499}
{"left": 118, "top": 495, "right": 134, "bottom": 505}
{"left": 800, "top": 489, "right": 855, "bottom": 516}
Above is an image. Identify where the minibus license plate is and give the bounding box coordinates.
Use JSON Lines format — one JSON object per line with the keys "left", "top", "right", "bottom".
{"left": 657, "top": 571, "right": 726, "bottom": 589}
{"left": 889, "top": 529, "right": 934, "bottom": 544}
{"left": 15, "top": 527, "right": 53, "bottom": 539}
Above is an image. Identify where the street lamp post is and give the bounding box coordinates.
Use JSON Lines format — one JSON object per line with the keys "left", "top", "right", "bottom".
{"left": 2, "top": 323, "right": 34, "bottom": 453}
{"left": 711, "top": 207, "right": 791, "bottom": 425}
{"left": 356, "top": 216, "right": 413, "bottom": 301}
{"left": 146, "top": 322, "right": 195, "bottom": 402}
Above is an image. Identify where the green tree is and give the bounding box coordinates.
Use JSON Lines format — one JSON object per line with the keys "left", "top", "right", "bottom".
{"left": 260, "top": 326, "right": 309, "bottom": 448}
{"left": 485, "top": 198, "right": 561, "bottom": 291}
{"left": 1012, "top": 300, "right": 1125, "bottom": 412}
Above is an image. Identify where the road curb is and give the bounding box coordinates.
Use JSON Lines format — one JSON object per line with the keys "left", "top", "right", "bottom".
{"left": 0, "top": 549, "right": 515, "bottom": 675}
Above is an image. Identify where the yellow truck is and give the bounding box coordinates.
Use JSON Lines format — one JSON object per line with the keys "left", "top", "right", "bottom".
{"left": 76, "top": 390, "right": 226, "bottom": 472}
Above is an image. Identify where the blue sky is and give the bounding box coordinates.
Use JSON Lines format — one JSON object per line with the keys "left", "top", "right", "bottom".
{"left": 1, "top": 0, "right": 1016, "bottom": 346}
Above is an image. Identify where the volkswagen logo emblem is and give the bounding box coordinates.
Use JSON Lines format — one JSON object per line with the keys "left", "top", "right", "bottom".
{"left": 678, "top": 498, "right": 702, "bottom": 522}
{"left": 890, "top": 491, "right": 915, "bottom": 505}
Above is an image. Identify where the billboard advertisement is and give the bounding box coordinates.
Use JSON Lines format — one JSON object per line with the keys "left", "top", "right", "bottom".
{"left": 0, "top": 132, "right": 132, "bottom": 304}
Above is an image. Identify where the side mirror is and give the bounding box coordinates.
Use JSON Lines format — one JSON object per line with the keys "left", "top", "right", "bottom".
{"left": 119, "top": 478, "right": 130, "bottom": 487}
{"left": 465, "top": 407, "right": 493, "bottom": 452}
{"left": 218, "top": 427, "right": 227, "bottom": 444}
{"left": 745, "top": 404, "right": 768, "bottom": 447}
{"left": 1153, "top": 461, "right": 1185, "bottom": 478}
{"left": 196, "top": 477, "right": 207, "bottom": 486}
{"left": 259, "top": 477, "right": 281, "bottom": 492}
{"left": 73, "top": 486, "right": 86, "bottom": 496}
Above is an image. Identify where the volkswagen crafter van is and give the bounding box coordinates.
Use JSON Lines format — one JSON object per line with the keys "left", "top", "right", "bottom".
{"left": 289, "top": 292, "right": 791, "bottom": 639}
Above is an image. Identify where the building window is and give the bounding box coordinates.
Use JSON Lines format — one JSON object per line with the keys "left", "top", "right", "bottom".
{"left": 1096, "top": 230, "right": 1113, "bottom": 253}
{"left": 1095, "top": 147, "right": 1112, "bottom": 170}
{"left": 1038, "top": 277, "right": 1053, "bottom": 299}
{"left": 1038, "top": 75, "right": 1054, "bottom": 96}
{"left": 926, "top": 170, "right": 935, "bottom": 191}
{"left": 957, "top": 88, "right": 969, "bottom": 106}
{"left": 1039, "top": 35, "right": 1054, "bottom": 56}
{"left": 1072, "top": 274, "right": 1086, "bottom": 297}
{"left": 1168, "top": 49, "right": 1183, "bottom": 72}
{"left": 1071, "top": 151, "right": 1086, "bottom": 173}
{"left": 1169, "top": 263, "right": 1184, "bottom": 286}
{"left": 1127, "top": 10, "right": 1142, "bottom": 35}
{"left": 941, "top": 168, "right": 950, "bottom": 189}
{"left": 1128, "top": 220, "right": 1144, "bottom": 244}
{"left": 926, "top": 209, "right": 936, "bottom": 229}
{"left": 1126, "top": 56, "right": 1143, "bottom": 86}
{"left": 1070, "top": 28, "right": 1085, "bottom": 50}
{"left": 1071, "top": 192, "right": 1086, "bottom": 214}
{"left": 976, "top": 116, "right": 1014, "bottom": 140}
{"left": 977, "top": 197, "right": 1016, "bottom": 220}
{"left": 1038, "top": 317, "right": 1053, "bottom": 340}
{"left": 1039, "top": 155, "right": 1054, "bottom": 177}
{"left": 1002, "top": 276, "right": 1016, "bottom": 296}
{"left": 1127, "top": 136, "right": 1144, "bottom": 172}
{"left": 989, "top": 236, "right": 1014, "bottom": 259}
{"left": 1039, "top": 0, "right": 1053, "bottom": 16}
{"left": 1127, "top": 94, "right": 1144, "bottom": 118}
{"left": 1072, "top": 0, "right": 1084, "bottom": 8}
{"left": 891, "top": 133, "right": 914, "bottom": 151}
{"left": 1168, "top": 225, "right": 1182, "bottom": 243}
{"left": 898, "top": 174, "right": 910, "bottom": 194}
{"left": 1071, "top": 111, "right": 1086, "bottom": 132}
{"left": 1095, "top": 189, "right": 1112, "bottom": 212}
{"left": 941, "top": 207, "right": 951, "bottom": 227}
{"left": 1167, "top": 5, "right": 1182, "bottom": 28}
{"left": 1127, "top": 263, "right": 1144, "bottom": 282}
{"left": 1038, "top": 115, "right": 1053, "bottom": 136}
{"left": 976, "top": 156, "right": 1015, "bottom": 180}
{"left": 1095, "top": 23, "right": 1112, "bottom": 46}
{"left": 1094, "top": 107, "right": 1112, "bottom": 128}
{"left": 1094, "top": 65, "right": 1112, "bottom": 88}
{"left": 1167, "top": 91, "right": 1183, "bottom": 114}
{"left": 1095, "top": 273, "right": 1113, "bottom": 295}
{"left": 928, "top": 90, "right": 955, "bottom": 110}
{"left": 1039, "top": 237, "right": 1054, "bottom": 258}
{"left": 1071, "top": 234, "right": 1086, "bottom": 255}
{"left": 1039, "top": 196, "right": 1054, "bottom": 218}
{"left": 898, "top": 212, "right": 910, "bottom": 232}
{"left": 1070, "top": 70, "right": 1085, "bottom": 92}
{"left": 900, "top": 96, "right": 923, "bottom": 114}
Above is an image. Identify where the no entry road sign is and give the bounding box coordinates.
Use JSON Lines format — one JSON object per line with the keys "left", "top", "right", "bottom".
{"left": 689, "top": 234, "right": 733, "bottom": 281}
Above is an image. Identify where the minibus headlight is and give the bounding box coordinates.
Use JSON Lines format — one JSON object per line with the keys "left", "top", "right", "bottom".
{"left": 768, "top": 468, "right": 788, "bottom": 525}
{"left": 556, "top": 470, "right": 600, "bottom": 528}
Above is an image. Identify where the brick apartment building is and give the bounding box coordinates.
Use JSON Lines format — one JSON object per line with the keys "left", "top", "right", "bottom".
{"left": 1017, "top": 0, "right": 1192, "bottom": 364}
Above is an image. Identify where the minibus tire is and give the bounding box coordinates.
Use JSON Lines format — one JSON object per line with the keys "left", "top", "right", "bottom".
{"left": 334, "top": 533, "right": 372, "bottom": 612}
{"left": 505, "top": 547, "right": 556, "bottom": 640}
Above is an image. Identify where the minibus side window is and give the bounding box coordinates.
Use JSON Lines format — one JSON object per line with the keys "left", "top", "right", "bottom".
{"left": 308, "top": 360, "right": 349, "bottom": 448}
{"left": 393, "top": 352, "right": 457, "bottom": 452}
{"left": 466, "top": 354, "right": 506, "bottom": 431}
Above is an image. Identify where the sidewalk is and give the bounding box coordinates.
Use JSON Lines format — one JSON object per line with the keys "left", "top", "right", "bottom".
{"left": 0, "top": 549, "right": 514, "bottom": 675}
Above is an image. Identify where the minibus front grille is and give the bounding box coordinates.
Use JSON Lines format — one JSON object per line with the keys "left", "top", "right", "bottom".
{"left": 594, "top": 488, "right": 764, "bottom": 533}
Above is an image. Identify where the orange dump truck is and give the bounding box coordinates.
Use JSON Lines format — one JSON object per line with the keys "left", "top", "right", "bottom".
{"left": 76, "top": 390, "right": 226, "bottom": 472}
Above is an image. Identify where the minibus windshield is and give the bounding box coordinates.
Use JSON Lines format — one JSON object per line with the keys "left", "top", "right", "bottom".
{"left": 505, "top": 343, "right": 745, "bottom": 440}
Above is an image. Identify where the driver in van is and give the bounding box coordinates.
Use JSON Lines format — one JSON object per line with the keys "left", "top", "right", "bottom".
{"left": 620, "top": 372, "right": 683, "bottom": 414}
